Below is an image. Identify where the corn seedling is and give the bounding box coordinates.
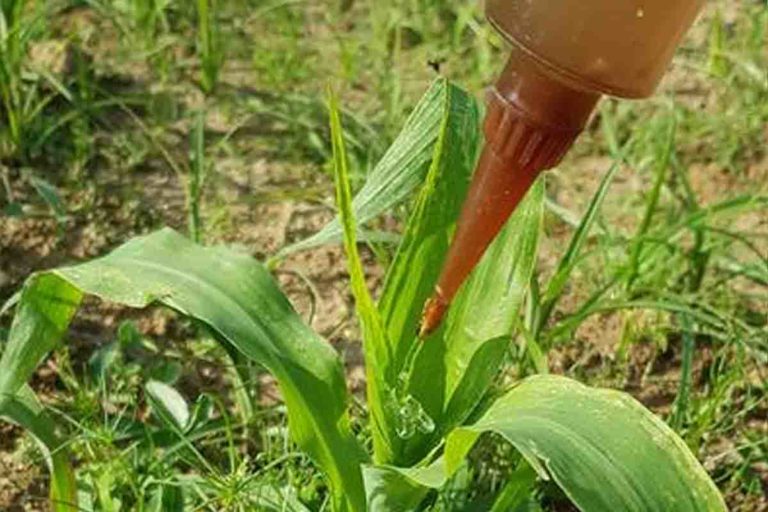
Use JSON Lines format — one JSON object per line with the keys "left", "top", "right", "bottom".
{"left": 0, "top": 81, "right": 728, "bottom": 511}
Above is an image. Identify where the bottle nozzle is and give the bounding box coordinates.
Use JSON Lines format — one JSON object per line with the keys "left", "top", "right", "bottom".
{"left": 418, "top": 287, "right": 448, "bottom": 338}
{"left": 418, "top": 52, "right": 600, "bottom": 337}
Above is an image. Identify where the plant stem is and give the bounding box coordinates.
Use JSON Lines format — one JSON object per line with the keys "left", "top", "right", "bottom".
{"left": 188, "top": 109, "right": 206, "bottom": 243}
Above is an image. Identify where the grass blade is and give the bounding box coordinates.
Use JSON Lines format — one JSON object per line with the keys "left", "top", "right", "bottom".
{"left": 538, "top": 158, "right": 623, "bottom": 336}
{"left": 196, "top": 0, "right": 222, "bottom": 94}
{"left": 29, "top": 175, "right": 67, "bottom": 223}
{"left": 671, "top": 314, "right": 696, "bottom": 430}
{"left": 626, "top": 114, "right": 676, "bottom": 289}
{"left": 187, "top": 109, "right": 206, "bottom": 243}
{"left": 528, "top": 153, "right": 627, "bottom": 357}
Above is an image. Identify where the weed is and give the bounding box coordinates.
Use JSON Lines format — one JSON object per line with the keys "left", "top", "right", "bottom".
{"left": 0, "top": 1, "right": 67, "bottom": 162}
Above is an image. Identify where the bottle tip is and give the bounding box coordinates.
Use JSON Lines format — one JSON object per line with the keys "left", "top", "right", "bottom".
{"left": 417, "top": 288, "right": 449, "bottom": 339}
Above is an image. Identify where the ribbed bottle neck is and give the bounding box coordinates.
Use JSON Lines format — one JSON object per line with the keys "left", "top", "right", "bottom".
{"left": 484, "top": 51, "right": 601, "bottom": 171}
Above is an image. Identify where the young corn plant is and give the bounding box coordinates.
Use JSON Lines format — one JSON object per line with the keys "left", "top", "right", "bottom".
{"left": 0, "top": 80, "right": 726, "bottom": 511}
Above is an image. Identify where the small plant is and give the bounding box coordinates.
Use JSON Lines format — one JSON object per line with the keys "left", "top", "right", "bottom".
{"left": 0, "top": 2, "right": 91, "bottom": 223}
{"left": 0, "top": 0, "right": 31, "bottom": 158}
{"left": 0, "top": 81, "right": 727, "bottom": 511}
{"left": 0, "top": 0, "right": 65, "bottom": 162}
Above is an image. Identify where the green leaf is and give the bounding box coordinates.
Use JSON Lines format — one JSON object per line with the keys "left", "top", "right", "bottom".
{"left": 0, "top": 229, "right": 367, "bottom": 512}
{"left": 447, "top": 375, "right": 726, "bottom": 512}
{"left": 0, "top": 272, "right": 82, "bottom": 395}
{"left": 328, "top": 87, "right": 395, "bottom": 464}
{"left": 365, "top": 375, "right": 725, "bottom": 512}
{"left": 369, "top": 80, "right": 480, "bottom": 465}
{"left": 88, "top": 340, "right": 121, "bottom": 383}
{"left": 29, "top": 175, "right": 67, "bottom": 222}
{"left": 188, "top": 393, "right": 215, "bottom": 432}
{"left": 391, "top": 178, "right": 544, "bottom": 464}
{"left": 371, "top": 80, "right": 542, "bottom": 466}
{"left": 281, "top": 79, "right": 458, "bottom": 255}
{"left": 146, "top": 380, "right": 191, "bottom": 431}
{"left": 489, "top": 461, "right": 538, "bottom": 512}
{"left": 326, "top": 81, "right": 488, "bottom": 466}
{"left": 548, "top": 296, "right": 738, "bottom": 344}
{"left": 378, "top": 82, "right": 480, "bottom": 373}
{"left": 440, "top": 178, "right": 544, "bottom": 429}
{"left": 626, "top": 114, "right": 676, "bottom": 289}
{"left": 362, "top": 460, "right": 445, "bottom": 511}
{"left": 0, "top": 386, "right": 78, "bottom": 511}
{"left": 146, "top": 482, "right": 184, "bottom": 512}
{"left": 362, "top": 465, "right": 433, "bottom": 511}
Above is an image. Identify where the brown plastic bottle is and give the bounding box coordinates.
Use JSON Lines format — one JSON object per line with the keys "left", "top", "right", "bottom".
{"left": 420, "top": 0, "right": 705, "bottom": 337}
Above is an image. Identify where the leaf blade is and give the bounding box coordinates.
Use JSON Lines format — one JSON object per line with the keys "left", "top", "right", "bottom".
{"left": 373, "top": 82, "right": 480, "bottom": 465}
{"left": 0, "top": 229, "right": 367, "bottom": 512}
{"left": 451, "top": 375, "right": 726, "bottom": 512}
{"left": 0, "top": 386, "right": 78, "bottom": 512}
{"left": 145, "top": 380, "right": 191, "bottom": 431}
{"left": 328, "top": 87, "right": 395, "bottom": 464}
{"left": 281, "top": 79, "right": 453, "bottom": 255}
{"left": 378, "top": 83, "right": 480, "bottom": 368}
{"left": 363, "top": 375, "right": 726, "bottom": 512}
{"left": 441, "top": 178, "right": 545, "bottom": 428}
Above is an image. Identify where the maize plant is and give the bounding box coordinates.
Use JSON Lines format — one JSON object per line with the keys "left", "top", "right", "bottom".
{"left": 0, "top": 80, "right": 725, "bottom": 511}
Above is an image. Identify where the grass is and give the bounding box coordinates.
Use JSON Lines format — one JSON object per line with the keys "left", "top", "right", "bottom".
{"left": 0, "top": 0, "right": 766, "bottom": 510}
